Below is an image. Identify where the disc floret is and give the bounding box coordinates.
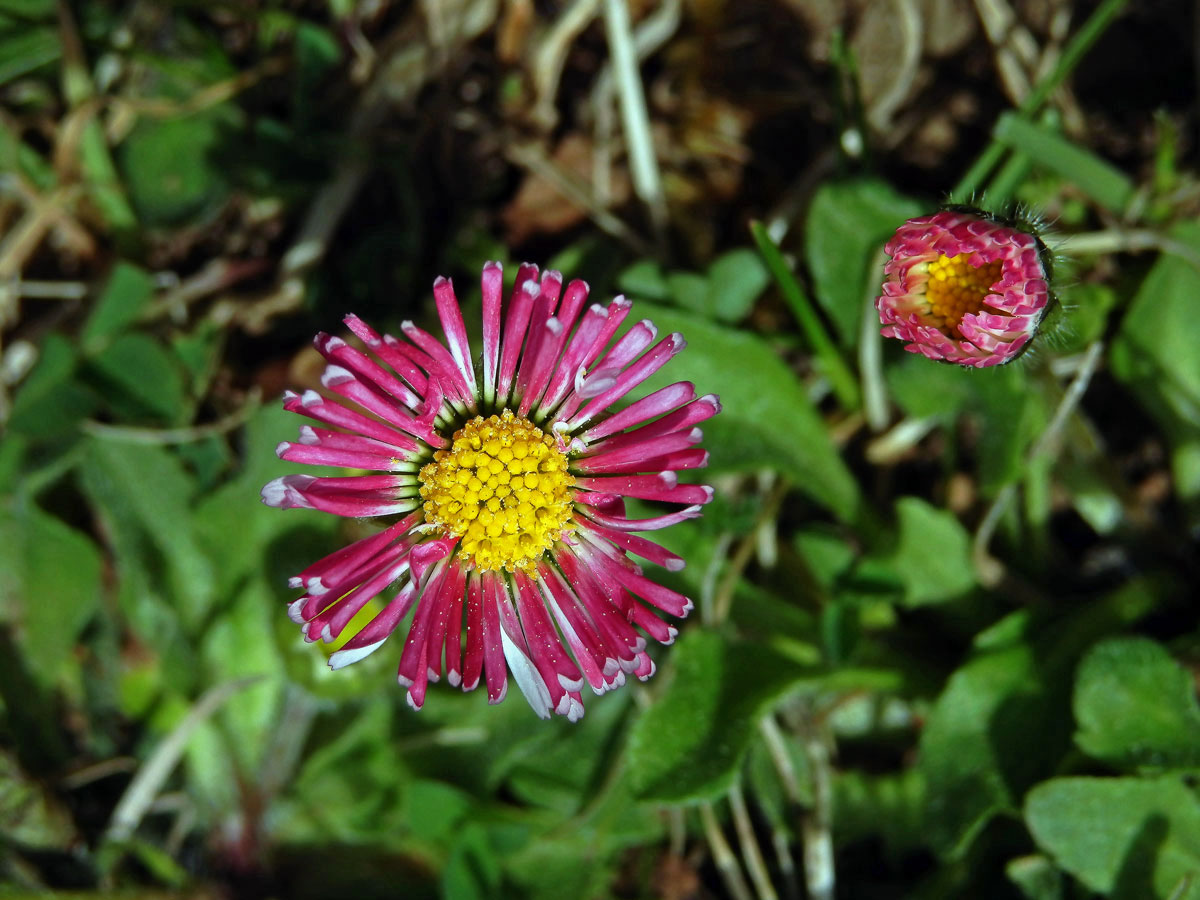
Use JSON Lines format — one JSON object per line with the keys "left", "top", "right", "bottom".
{"left": 924, "top": 253, "right": 1005, "bottom": 334}
{"left": 419, "top": 410, "right": 575, "bottom": 573}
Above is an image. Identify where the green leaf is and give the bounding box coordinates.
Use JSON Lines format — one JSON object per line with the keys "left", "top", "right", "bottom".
{"left": 6, "top": 334, "right": 98, "bottom": 440}
{"left": 617, "top": 259, "right": 670, "bottom": 301}
{"left": 193, "top": 403, "right": 335, "bottom": 597}
{"left": 876, "top": 497, "right": 976, "bottom": 607}
{"left": 1111, "top": 222, "right": 1200, "bottom": 499}
{"left": 700, "top": 248, "right": 770, "bottom": 322}
{"left": 200, "top": 580, "right": 285, "bottom": 774}
{"left": 1025, "top": 776, "right": 1200, "bottom": 900}
{"left": 834, "top": 768, "right": 925, "bottom": 858}
{"left": 84, "top": 438, "right": 216, "bottom": 631}
{"left": 751, "top": 221, "right": 860, "bottom": 409}
{"left": 0, "top": 24, "right": 59, "bottom": 85}
{"left": 0, "top": 499, "right": 102, "bottom": 687}
{"left": 0, "top": 747, "right": 77, "bottom": 849}
{"left": 442, "top": 822, "right": 501, "bottom": 900}
{"left": 885, "top": 353, "right": 975, "bottom": 420}
{"left": 1073, "top": 637, "right": 1200, "bottom": 772}
{"left": 995, "top": 113, "right": 1136, "bottom": 213}
{"left": 804, "top": 178, "right": 922, "bottom": 346}
{"left": 626, "top": 631, "right": 803, "bottom": 803}
{"left": 919, "top": 643, "right": 1044, "bottom": 857}
{"left": 920, "top": 582, "right": 1159, "bottom": 859}
{"left": 86, "top": 332, "right": 187, "bottom": 423}
{"left": 82, "top": 262, "right": 156, "bottom": 347}
{"left": 1006, "top": 855, "right": 1065, "bottom": 900}
{"left": 119, "top": 110, "right": 231, "bottom": 227}
{"left": 618, "top": 302, "right": 862, "bottom": 521}
{"left": 884, "top": 346, "right": 1038, "bottom": 494}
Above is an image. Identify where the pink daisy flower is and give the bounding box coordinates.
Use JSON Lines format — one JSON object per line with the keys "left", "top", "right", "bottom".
{"left": 876, "top": 208, "right": 1052, "bottom": 367}
{"left": 261, "top": 262, "right": 718, "bottom": 721}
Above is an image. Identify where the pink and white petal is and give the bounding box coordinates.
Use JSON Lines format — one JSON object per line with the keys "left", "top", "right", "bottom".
{"left": 328, "top": 580, "right": 419, "bottom": 670}
{"left": 432, "top": 276, "right": 478, "bottom": 395}
{"left": 578, "top": 503, "right": 704, "bottom": 533}
{"left": 563, "top": 333, "right": 687, "bottom": 431}
{"left": 576, "top": 519, "right": 685, "bottom": 571}
{"left": 580, "top": 382, "right": 696, "bottom": 443}
{"left": 481, "top": 261, "right": 504, "bottom": 405}
{"left": 495, "top": 580, "right": 554, "bottom": 719}
{"left": 479, "top": 572, "right": 510, "bottom": 704}
{"left": 575, "top": 472, "right": 713, "bottom": 506}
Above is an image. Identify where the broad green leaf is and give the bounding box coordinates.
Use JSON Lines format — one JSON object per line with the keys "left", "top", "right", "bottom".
{"left": 193, "top": 403, "right": 337, "bottom": 596}
{"left": 1026, "top": 776, "right": 1200, "bottom": 900}
{"left": 626, "top": 631, "right": 803, "bottom": 803}
{"left": 84, "top": 438, "right": 215, "bottom": 630}
{"left": 0, "top": 0, "right": 55, "bottom": 19}
{"left": 885, "top": 353, "right": 974, "bottom": 420}
{"left": 505, "top": 833, "right": 619, "bottom": 900}
{"left": 804, "top": 178, "right": 922, "bottom": 346}
{"left": 502, "top": 691, "right": 630, "bottom": 813}
{"left": 628, "top": 250, "right": 767, "bottom": 323}
{"left": 1074, "top": 637, "right": 1200, "bottom": 772}
{"left": 619, "top": 302, "right": 861, "bottom": 521}
{"left": 77, "top": 450, "right": 197, "bottom": 696}
{"left": 0, "top": 500, "right": 102, "bottom": 687}
{"left": 442, "top": 822, "right": 501, "bottom": 900}
{"left": 877, "top": 497, "right": 976, "bottom": 607}
{"left": 919, "top": 642, "right": 1045, "bottom": 857}
{"left": 885, "top": 354, "right": 1037, "bottom": 493}
{"left": 82, "top": 262, "right": 156, "bottom": 347}
{"left": 665, "top": 271, "right": 709, "bottom": 316}
{"left": 171, "top": 319, "right": 224, "bottom": 400}
{"left": 200, "top": 580, "right": 285, "bottom": 774}
{"left": 119, "top": 110, "right": 231, "bottom": 227}
{"left": 971, "top": 363, "right": 1039, "bottom": 493}
{"left": 86, "top": 332, "right": 187, "bottom": 423}
{"left": 920, "top": 582, "right": 1159, "bottom": 859}
{"left": 280, "top": 702, "right": 410, "bottom": 843}
{"left": 402, "top": 779, "right": 472, "bottom": 844}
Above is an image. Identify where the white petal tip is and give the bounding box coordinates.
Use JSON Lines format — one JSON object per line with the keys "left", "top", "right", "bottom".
{"left": 329, "top": 639, "right": 387, "bottom": 669}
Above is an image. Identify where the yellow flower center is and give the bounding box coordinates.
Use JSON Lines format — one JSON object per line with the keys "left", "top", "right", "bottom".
{"left": 418, "top": 410, "right": 575, "bottom": 573}
{"left": 924, "top": 253, "right": 1004, "bottom": 333}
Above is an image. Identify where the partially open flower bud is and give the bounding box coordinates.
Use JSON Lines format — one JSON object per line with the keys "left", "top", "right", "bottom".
{"left": 875, "top": 207, "right": 1053, "bottom": 367}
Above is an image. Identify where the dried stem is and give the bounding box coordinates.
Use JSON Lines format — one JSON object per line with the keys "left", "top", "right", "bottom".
{"left": 729, "top": 782, "right": 778, "bottom": 900}
{"left": 700, "top": 802, "right": 754, "bottom": 900}
{"left": 973, "top": 339, "right": 1106, "bottom": 585}
{"left": 797, "top": 710, "right": 835, "bottom": 900}
{"left": 602, "top": 0, "right": 668, "bottom": 241}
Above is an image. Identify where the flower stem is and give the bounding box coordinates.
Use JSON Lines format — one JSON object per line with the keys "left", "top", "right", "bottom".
{"left": 750, "top": 220, "right": 861, "bottom": 411}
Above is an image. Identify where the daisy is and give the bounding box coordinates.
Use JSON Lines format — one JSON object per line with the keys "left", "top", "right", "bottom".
{"left": 262, "top": 262, "right": 718, "bottom": 721}
{"left": 876, "top": 207, "right": 1052, "bottom": 367}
